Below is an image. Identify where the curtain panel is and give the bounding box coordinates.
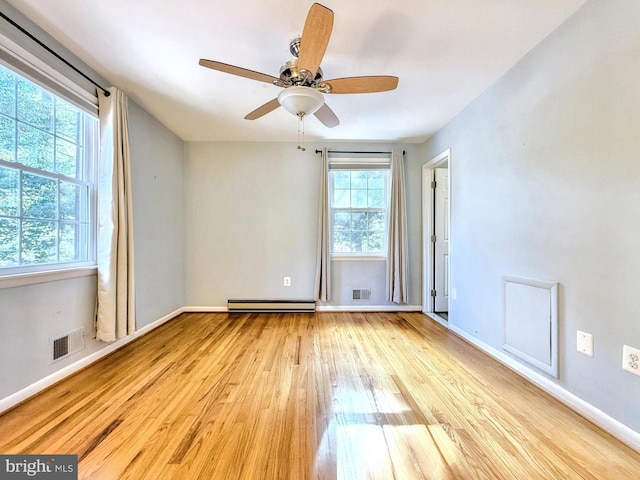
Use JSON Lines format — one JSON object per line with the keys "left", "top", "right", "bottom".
{"left": 314, "top": 148, "right": 330, "bottom": 301}
{"left": 96, "top": 87, "right": 135, "bottom": 342}
{"left": 386, "top": 148, "right": 408, "bottom": 303}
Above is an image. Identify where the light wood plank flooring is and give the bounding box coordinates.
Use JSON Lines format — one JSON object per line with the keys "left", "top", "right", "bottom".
{"left": 1, "top": 312, "right": 639, "bottom": 479}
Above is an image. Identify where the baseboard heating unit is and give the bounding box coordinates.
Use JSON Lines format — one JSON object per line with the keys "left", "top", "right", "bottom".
{"left": 227, "top": 299, "right": 316, "bottom": 313}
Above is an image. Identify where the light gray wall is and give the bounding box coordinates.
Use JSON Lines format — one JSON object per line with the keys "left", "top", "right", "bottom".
{"left": 0, "top": 276, "right": 100, "bottom": 399}
{"left": 128, "top": 102, "right": 185, "bottom": 328}
{"left": 0, "top": 4, "right": 186, "bottom": 400}
{"left": 422, "top": 0, "right": 640, "bottom": 431}
{"left": 185, "top": 141, "right": 422, "bottom": 308}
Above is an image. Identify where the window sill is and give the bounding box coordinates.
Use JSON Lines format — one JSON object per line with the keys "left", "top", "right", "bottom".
{"left": 331, "top": 255, "right": 387, "bottom": 262}
{"left": 0, "top": 266, "right": 97, "bottom": 290}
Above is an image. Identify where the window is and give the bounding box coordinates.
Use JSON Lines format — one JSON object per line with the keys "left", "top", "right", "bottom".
{"left": 0, "top": 61, "right": 97, "bottom": 274}
{"left": 330, "top": 167, "right": 390, "bottom": 255}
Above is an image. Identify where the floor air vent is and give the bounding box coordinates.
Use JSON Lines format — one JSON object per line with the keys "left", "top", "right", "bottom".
{"left": 227, "top": 300, "right": 316, "bottom": 313}
{"left": 352, "top": 289, "right": 371, "bottom": 300}
{"left": 51, "top": 327, "right": 85, "bottom": 362}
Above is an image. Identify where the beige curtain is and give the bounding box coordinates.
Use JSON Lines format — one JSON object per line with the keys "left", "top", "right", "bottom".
{"left": 314, "top": 148, "right": 330, "bottom": 301}
{"left": 386, "top": 148, "right": 408, "bottom": 303}
{"left": 96, "top": 87, "right": 135, "bottom": 342}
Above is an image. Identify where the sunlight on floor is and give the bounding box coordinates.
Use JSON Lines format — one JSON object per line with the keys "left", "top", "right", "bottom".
{"left": 313, "top": 384, "right": 456, "bottom": 479}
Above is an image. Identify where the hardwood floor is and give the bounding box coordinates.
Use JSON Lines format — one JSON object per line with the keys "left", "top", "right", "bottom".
{"left": 1, "top": 312, "right": 639, "bottom": 479}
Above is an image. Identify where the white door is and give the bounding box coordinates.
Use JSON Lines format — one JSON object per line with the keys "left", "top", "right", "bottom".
{"left": 434, "top": 167, "right": 449, "bottom": 312}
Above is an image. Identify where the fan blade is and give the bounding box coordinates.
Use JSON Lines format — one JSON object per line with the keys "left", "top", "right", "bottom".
{"left": 297, "top": 3, "right": 334, "bottom": 78}
{"left": 244, "top": 98, "right": 281, "bottom": 120}
{"left": 199, "top": 59, "right": 279, "bottom": 84}
{"left": 323, "top": 76, "right": 399, "bottom": 94}
{"left": 314, "top": 103, "right": 339, "bottom": 128}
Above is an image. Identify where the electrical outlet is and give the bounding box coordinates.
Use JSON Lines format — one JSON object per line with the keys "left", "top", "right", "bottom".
{"left": 622, "top": 345, "right": 640, "bottom": 376}
{"left": 577, "top": 331, "right": 593, "bottom": 357}
{"left": 283, "top": 276, "right": 291, "bottom": 287}
{"left": 451, "top": 288, "right": 457, "bottom": 301}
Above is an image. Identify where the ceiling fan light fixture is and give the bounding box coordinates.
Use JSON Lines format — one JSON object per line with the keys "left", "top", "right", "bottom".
{"left": 278, "top": 86, "right": 324, "bottom": 117}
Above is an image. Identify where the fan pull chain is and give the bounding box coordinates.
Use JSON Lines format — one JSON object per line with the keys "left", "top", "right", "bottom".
{"left": 297, "top": 114, "right": 306, "bottom": 151}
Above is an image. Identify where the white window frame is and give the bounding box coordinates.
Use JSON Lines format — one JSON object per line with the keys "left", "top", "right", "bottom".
{"left": 0, "top": 39, "right": 98, "bottom": 287}
{"left": 329, "top": 156, "right": 391, "bottom": 260}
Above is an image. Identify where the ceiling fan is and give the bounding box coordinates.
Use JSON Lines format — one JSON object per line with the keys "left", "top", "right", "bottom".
{"left": 198, "top": 3, "right": 399, "bottom": 128}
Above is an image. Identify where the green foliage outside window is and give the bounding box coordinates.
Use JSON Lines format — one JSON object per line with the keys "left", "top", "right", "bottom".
{"left": 0, "top": 63, "right": 94, "bottom": 271}
{"left": 331, "top": 170, "right": 388, "bottom": 254}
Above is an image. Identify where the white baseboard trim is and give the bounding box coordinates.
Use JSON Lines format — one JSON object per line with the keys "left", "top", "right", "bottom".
{"left": 449, "top": 323, "right": 640, "bottom": 453}
{"left": 317, "top": 304, "right": 423, "bottom": 312}
{"left": 182, "top": 306, "right": 228, "bottom": 312}
{"left": 0, "top": 307, "right": 185, "bottom": 415}
{"left": 182, "top": 305, "right": 424, "bottom": 313}
{"left": 424, "top": 311, "right": 448, "bottom": 328}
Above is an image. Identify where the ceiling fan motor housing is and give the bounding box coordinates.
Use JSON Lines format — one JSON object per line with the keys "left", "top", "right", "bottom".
{"left": 278, "top": 59, "right": 323, "bottom": 87}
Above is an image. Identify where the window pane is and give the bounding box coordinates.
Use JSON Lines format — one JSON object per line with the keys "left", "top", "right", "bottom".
{"left": 333, "top": 230, "right": 353, "bottom": 253}
{"left": 0, "top": 166, "right": 19, "bottom": 216}
{"left": 60, "top": 222, "right": 88, "bottom": 262}
{"left": 55, "top": 100, "right": 83, "bottom": 145}
{"left": 59, "top": 222, "right": 76, "bottom": 262}
{"left": 368, "top": 211, "right": 386, "bottom": 231}
{"left": 0, "top": 218, "right": 19, "bottom": 266}
{"left": 334, "top": 211, "right": 351, "bottom": 230}
{"left": 333, "top": 171, "right": 350, "bottom": 189}
{"left": 351, "top": 189, "right": 368, "bottom": 208}
{"left": 0, "top": 63, "right": 96, "bottom": 273}
{"left": 350, "top": 230, "right": 366, "bottom": 252}
{"left": 368, "top": 189, "right": 385, "bottom": 208}
{"left": 367, "top": 232, "right": 385, "bottom": 252}
{"left": 56, "top": 137, "right": 80, "bottom": 178}
{"left": 0, "top": 67, "right": 16, "bottom": 117}
{"left": 0, "top": 115, "right": 15, "bottom": 162}
{"left": 18, "top": 123, "right": 54, "bottom": 171}
{"left": 329, "top": 168, "right": 389, "bottom": 255}
{"left": 17, "top": 79, "right": 54, "bottom": 131}
{"left": 333, "top": 188, "right": 350, "bottom": 208}
{"left": 367, "top": 171, "right": 385, "bottom": 189}
{"left": 351, "top": 211, "right": 367, "bottom": 230}
{"left": 350, "top": 171, "right": 367, "bottom": 188}
{"left": 60, "top": 182, "right": 87, "bottom": 221}
{"left": 22, "top": 173, "right": 57, "bottom": 219}
{"left": 21, "top": 219, "right": 57, "bottom": 264}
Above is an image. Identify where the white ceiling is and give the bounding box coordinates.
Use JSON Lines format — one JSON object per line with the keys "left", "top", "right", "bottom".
{"left": 6, "top": 0, "right": 587, "bottom": 143}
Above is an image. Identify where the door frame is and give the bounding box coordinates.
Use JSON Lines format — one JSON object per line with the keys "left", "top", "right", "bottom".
{"left": 422, "top": 149, "right": 451, "bottom": 326}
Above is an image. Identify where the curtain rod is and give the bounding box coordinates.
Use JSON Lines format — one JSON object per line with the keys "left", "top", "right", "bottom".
{"left": 0, "top": 11, "right": 111, "bottom": 97}
{"left": 315, "top": 150, "right": 405, "bottom": 155}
